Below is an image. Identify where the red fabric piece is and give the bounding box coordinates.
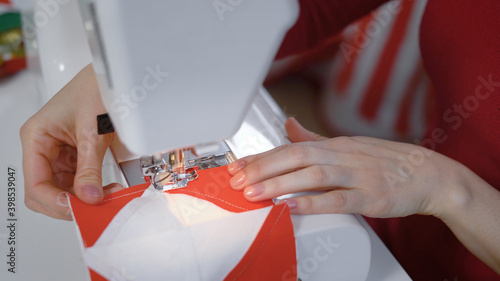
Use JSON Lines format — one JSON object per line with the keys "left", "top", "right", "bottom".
{"left": 70, "top": 183, "right": 149, "bottom": 281}
{"left": 88, "top": 269, "right": 106, "bottom": 281}
{"left": 70, "top": 183, "right": 150, "bottom": 248}
{"left": 69, "top": 167, "right": 296, "bottom": 281}
{"left": 276, "top": 0, "right": 500, "bottom": 280}
{"left": 224, "top": 204, "right": 296, "bottom": 281}
{"left": 168, "top": 166, "right": 273, "bottom": 212}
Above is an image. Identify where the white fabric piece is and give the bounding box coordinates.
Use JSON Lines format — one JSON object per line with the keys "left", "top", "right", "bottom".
{"left": 84, "top": 187, "right": 271, "bottom": 281}
{"left": 164, "top": 193, "right": 234, "bottom": 225}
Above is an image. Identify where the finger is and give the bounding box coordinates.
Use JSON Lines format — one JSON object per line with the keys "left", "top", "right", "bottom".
{"left": 52, "top": 171, "right": 75, "bottom": 191}
{"left": 241, "top": 165, "right": 353, "bottom": 201}
{"left": 230, "top": 145, "right": 342, "bottom": 190}
{"left": 25, "top": 181, "right": 74, "bottom": 220}
{"left": 25, "top": 197, "right": 72, "bottom": 221}
{"left": 21, "top": 136, "right": 74, "bottom": 219}
{"left": 229, "top": 142, "right": 321, "bottom": 175}
{"left": 103, "top": 182, "right": 125, "bottom": 196}
{"left": 280, "top": 189, "right": 365, "bottom": 215}
{"left": 285, "top": 117, "right": 328, "bottom": 142}
{"left": 228, "top": 144, "right": 293, "bottom": 175}
{"left": 73, "top": 131, "right": 113, "bottom": 204}
{"left": 228, "top": 136, "right": 397, "bottom": 176}
{"left": 228, "top": 118, "right": 327, "bottom": 175}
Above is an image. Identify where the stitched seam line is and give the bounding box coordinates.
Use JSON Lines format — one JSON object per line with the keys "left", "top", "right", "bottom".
{"left": 178, "top": 190, "right": 250, "bottom": 211}
{"left": 103, "top": 189, "right": 145, "bottom": 202}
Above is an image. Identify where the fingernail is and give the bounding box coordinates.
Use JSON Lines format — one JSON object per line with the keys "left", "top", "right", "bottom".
{"left": 56, "top": 192, "right": 70, "bottom": 207}
{"left": 279, "top": 199, "right": 298, "bottom": 209}
{"left": 82, "top": 185, "right": 102, "bottom": 198}
{"left": 289, "top": 117, "right": 305, "bottom": 129}
{"left": 230, "top": 173, "right": 246, "bottom": 188}
{"left": 244, "top": 184, "right": 264, "bottom": 198}
{"left": 229, "top": 160, "right": 246, "bottom": 174}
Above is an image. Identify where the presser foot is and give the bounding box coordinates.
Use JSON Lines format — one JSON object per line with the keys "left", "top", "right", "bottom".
{"left": 140, "top": 146, "right": 235, "bottom": 191}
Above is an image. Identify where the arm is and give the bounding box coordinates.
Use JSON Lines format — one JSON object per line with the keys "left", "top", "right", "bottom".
{"left": 228, "top": 118, "right": 500, "bottom": 274}
{"left": 439, "top": 170, "right": 500, "bottom": 273}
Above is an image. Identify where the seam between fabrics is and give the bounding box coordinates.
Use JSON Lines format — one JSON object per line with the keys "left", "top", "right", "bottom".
{"left": 177, "top": 189, "right": 250, "bottom": 211}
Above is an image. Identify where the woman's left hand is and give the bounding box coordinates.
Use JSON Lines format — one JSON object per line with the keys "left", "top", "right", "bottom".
{"left": 228, "top": 117, "right": 467, "bottom": 218}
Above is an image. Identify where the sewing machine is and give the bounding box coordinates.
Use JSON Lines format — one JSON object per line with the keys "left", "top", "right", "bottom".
{"left": 0, "top": 0, "right": 410, "bottom": 280}
{"left": 77, "top": 0, "right": 371, "bottom": 280}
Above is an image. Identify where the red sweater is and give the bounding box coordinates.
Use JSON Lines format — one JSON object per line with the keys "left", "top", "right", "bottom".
{"left": 277, "top": 0, "right": 500, "bottom": 280}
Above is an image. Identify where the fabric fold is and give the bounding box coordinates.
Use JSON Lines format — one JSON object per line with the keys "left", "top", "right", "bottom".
{"left": 69, "top": 166, "right": 296, "bottom": 281}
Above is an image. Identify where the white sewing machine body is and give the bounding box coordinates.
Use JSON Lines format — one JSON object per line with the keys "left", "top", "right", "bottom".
{"left": 2, "top": 0, "right": 406, "bottom": 280}
{"left": 79, "top": 0, "right": 298, "bottom": 155}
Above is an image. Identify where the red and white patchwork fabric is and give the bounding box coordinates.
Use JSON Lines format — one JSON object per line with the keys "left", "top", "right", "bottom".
{"left": 69, "top": 166, "right": 296, "bottom": 281}
{"left": 268, "top": 0, "right": 434, "bottom": 142}
{"left": 320, "top": 0, "right": 433, "bottom": 141}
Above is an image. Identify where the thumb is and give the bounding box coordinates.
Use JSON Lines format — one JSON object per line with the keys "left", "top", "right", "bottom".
{"left": 73, "top": 131, "right": 112, "bottom": 204}
{"left": 285, "top": 117, "right": 328, "bottom": 143}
